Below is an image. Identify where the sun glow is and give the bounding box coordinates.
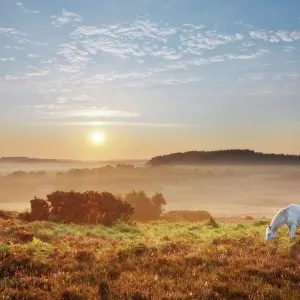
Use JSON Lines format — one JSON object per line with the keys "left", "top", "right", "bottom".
{"left": 90, "top": 131, "right": 105, "bottom": 145}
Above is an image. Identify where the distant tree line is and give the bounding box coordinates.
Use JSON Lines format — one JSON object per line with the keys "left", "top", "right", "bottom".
{"left": 147, "top": 149, "right": 300, "bottom": 166}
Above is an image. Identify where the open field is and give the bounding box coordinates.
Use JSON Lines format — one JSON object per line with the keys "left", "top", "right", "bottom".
{"left": 1, "top": 217, "right": 300, "bottom": 299}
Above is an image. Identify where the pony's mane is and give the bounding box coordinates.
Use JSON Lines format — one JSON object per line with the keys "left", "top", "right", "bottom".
{"left": 270, "top": 207, "right": 288, "bottom": 232}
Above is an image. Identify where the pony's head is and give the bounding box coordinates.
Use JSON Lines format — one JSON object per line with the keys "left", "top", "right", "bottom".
{"left": 265, "top": 225, "right": 276, "bottom": 241}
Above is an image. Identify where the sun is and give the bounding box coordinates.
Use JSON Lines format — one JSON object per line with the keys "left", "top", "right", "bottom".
{"left": 90, "top": 131, "right": 105, "bottom": 145}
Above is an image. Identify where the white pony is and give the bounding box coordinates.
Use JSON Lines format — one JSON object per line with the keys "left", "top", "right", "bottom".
{"left": 266, "top": 204, "right": 300, "bottom": 241}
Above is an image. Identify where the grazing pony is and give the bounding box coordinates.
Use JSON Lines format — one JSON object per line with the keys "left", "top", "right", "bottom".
{"left": 265, "top": 204, "right": 300, "bottom": 241}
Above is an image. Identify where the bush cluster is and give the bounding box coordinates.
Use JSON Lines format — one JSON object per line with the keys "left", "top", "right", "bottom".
{"left": 17, "top": 190, "right": 168, "bottom": 225}
{"left": 19, "top": 191, "right": 134, "bottom": 225}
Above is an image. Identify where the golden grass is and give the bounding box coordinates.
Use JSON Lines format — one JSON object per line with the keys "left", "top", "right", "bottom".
{"left": 1, "top": 218, "right": 300, "bottom": 299}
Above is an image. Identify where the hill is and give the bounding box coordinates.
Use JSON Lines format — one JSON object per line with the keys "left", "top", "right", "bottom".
{"left": 0, "top": 157, "right": 77, "bottom": 164}
{"left": 147, "top": 149, "right": 300, "bottom": 166}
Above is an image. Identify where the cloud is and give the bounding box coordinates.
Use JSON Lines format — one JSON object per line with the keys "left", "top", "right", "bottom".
{"left": 16, "top": 2, "right": 40, "bottom": 14}
{"left": 51, "top": 9, "right": 82, "bottom": 27}
{"left": 181, "top": 30, "right": 243, "bottom": 55}
{"left": 244, "top": 87, "right": 275, "bottom": 96}
{"left": 27, "top": 105, "right": 139, "bottom": 120}
{"left": 35, "top": 121, "right": 192, "bottom": 128}
{"left": 70, "top": 20, "right": 180, "bottom": 60}
{"left": 162, "top": 77, "right": 204, "bottom": 85}
{"left": 1, "top": 15, "right": 299, "bottom": 117}
{"left": 4, "top": 75, "right": 19, "bottom": 81}
{"left": 284, "top": 60, "right": 298, "bottom": 64}
{"left": 247, "top": 74, "right": 264, "bottom": 81}
{"left": 55, "top": 94, "right": 92, "bottom": 104}
{"left": 250, "top": 30, "right": 300, "bottom": 43}
{"left": 0, "top": 27, "right": 25, "bottom": 36}
{"left": 17, "top": 38, "right": 48, "bottom": 46}
{"left": 276, "top": 31, "right": 298, "bottom": 42}
{"left": 272, "top": 73, "right": 298, "bottom": 81}
{"left": 56, "top": 43, "right": 91, "bottom": 72}
{"left": 4, "top": 45, "right": 23, "bottom": 50}
{"left": 27, "top": 54, "right": 42, "bottom": 58}
{"left": 0, "top": 57, "right": 15, "bottom": 62}
{"left": 249, "top": 30, "right": 279, "bottom": 43}
{"left": 283, "top": 46, "right": 295, "bottom": 52}
{"left": 167, "top": 48, "right": 269, "bottom": 71}
{"left": 225, "top": 49, "right": 270, "bottom": 60}
{"left": 25, "top": 70, "right": 49, "bottom": 77}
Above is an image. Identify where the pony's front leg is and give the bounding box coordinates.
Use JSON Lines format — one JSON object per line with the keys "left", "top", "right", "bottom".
{"left": 290, "top": 224, "right": 296, "bottom": 241}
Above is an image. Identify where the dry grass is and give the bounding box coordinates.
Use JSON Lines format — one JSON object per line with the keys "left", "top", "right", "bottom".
{"left": 1, "top": 217, "right": 300, "bottom": 299}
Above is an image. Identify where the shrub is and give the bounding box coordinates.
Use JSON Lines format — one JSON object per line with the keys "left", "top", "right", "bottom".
{"left": 23, "top": 238, "right": 53, "bottom": 262}
{"left": 124, "top": 191, "right": 166, "bottom": 221}
{"left": 18, "top": 211, "right": 31, "bottom": 222}
{"left": 47, "top": 190, "right": 134, "bottom": 225}
{"left": 30, "top": 198, "right": 50, "bottom": 221}
{"left": 253, "top": 219, "right": 270, "bottom": 226}
{"left": 61, "top": 290, "right": 85, "bottom": 300}
{"left": 0, "top": 210, "right": 16, "bottom": 220}
{"left": 16, "top": 230, "right": 34, "bottom": 243}
{"left": 36, "top": 229, "right": 55, "bottom": 242}
{"left": 162, "top": 210, "right": 211, "bottom": 222}
{"left": 0, "top": 243, "right": 10, "bottom": 258}
{"left": 98, "top": 281, "right": 110, "bottom": 299}
{"left": 18, "top": 199, "right": 50, "bottom": 222}
{"left": 75, "top": 250, "right": 95, "bottom": 263}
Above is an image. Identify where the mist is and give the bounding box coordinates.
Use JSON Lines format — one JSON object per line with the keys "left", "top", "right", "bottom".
{"left": 1, "top": 161, "right": 299, "bottom": 218}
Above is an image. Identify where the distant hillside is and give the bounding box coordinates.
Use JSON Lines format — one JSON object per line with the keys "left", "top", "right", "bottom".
{"left": 0, "top": 157, "right": 77, "bottom": 163}
{"left": 147, "top": 149, "right": 300, "bottom": 166}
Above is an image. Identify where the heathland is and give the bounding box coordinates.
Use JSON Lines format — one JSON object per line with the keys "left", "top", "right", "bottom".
{"left": 1, "top": 214, "right": 300, "bottom": 299}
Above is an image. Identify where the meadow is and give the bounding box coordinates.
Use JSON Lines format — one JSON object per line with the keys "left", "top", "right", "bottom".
{"left": 1, "top": 216, "right": 300, "bottom": 299}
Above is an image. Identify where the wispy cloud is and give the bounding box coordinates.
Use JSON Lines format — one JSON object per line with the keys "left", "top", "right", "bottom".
{"left": 0, "top": 57, "right": 15, "bottom": 62}
{"left": 4, "top": 45, "right": 23, "bottom": 50}
{"left": 0, "top": 27, "right": 25, "bottom": 36}
{"left": 244, "top": 87, "right": 275, "bottom": 96}
{"left": 28, "top": 120, "right": 193, "bottom": 128}
{"left": 25, "top": 105, "right": 139, "bottom": 120}
{"left": 1, "top": 11, "right": 300, "bottom": 130}
{"left": 181, "top": 30, "right": 243, "bottom": 54}
{"left": 27, "top": 54, "right": 42, "bottom": 59}
{"left": 162, "top": 77, "right": 204, "bottom": 85}
{"left": 16, "top": 2, "right": 40, "bottom": 14}
{"left": 283, "top": 46, "right": 296, "bottom": 52}
{"left": 247, "top": 74, "right": 264, "bottom": 81}
{"left": 51, "top": 9, "right": 82, "bottom": 27}
{"left": 272, "top": 73, "right": 298, "bottom": 81}
{"left": 250, "top": 29, "right": 300, "bottom": 43}
{"left": 16, "top": 38, "right": 48, "bottom": 46}
{"left": 25, "top": 69, "right": 49, "bottom": 77}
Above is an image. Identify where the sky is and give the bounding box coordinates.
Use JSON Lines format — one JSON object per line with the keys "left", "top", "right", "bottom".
{"left": 0, "top": 0, "right": 300, "bottom": 160}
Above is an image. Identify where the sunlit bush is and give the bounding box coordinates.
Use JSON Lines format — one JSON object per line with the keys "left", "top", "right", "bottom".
{"left": 124, "top": 191, "right": 166, "bottom": 222}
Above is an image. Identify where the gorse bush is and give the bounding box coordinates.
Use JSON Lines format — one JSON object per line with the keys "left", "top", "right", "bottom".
{"left": 47, "top": 191, "right": 134, "bottom": 225}
{"left": 20, "top": 190, "right": 135, "bottom": 226}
